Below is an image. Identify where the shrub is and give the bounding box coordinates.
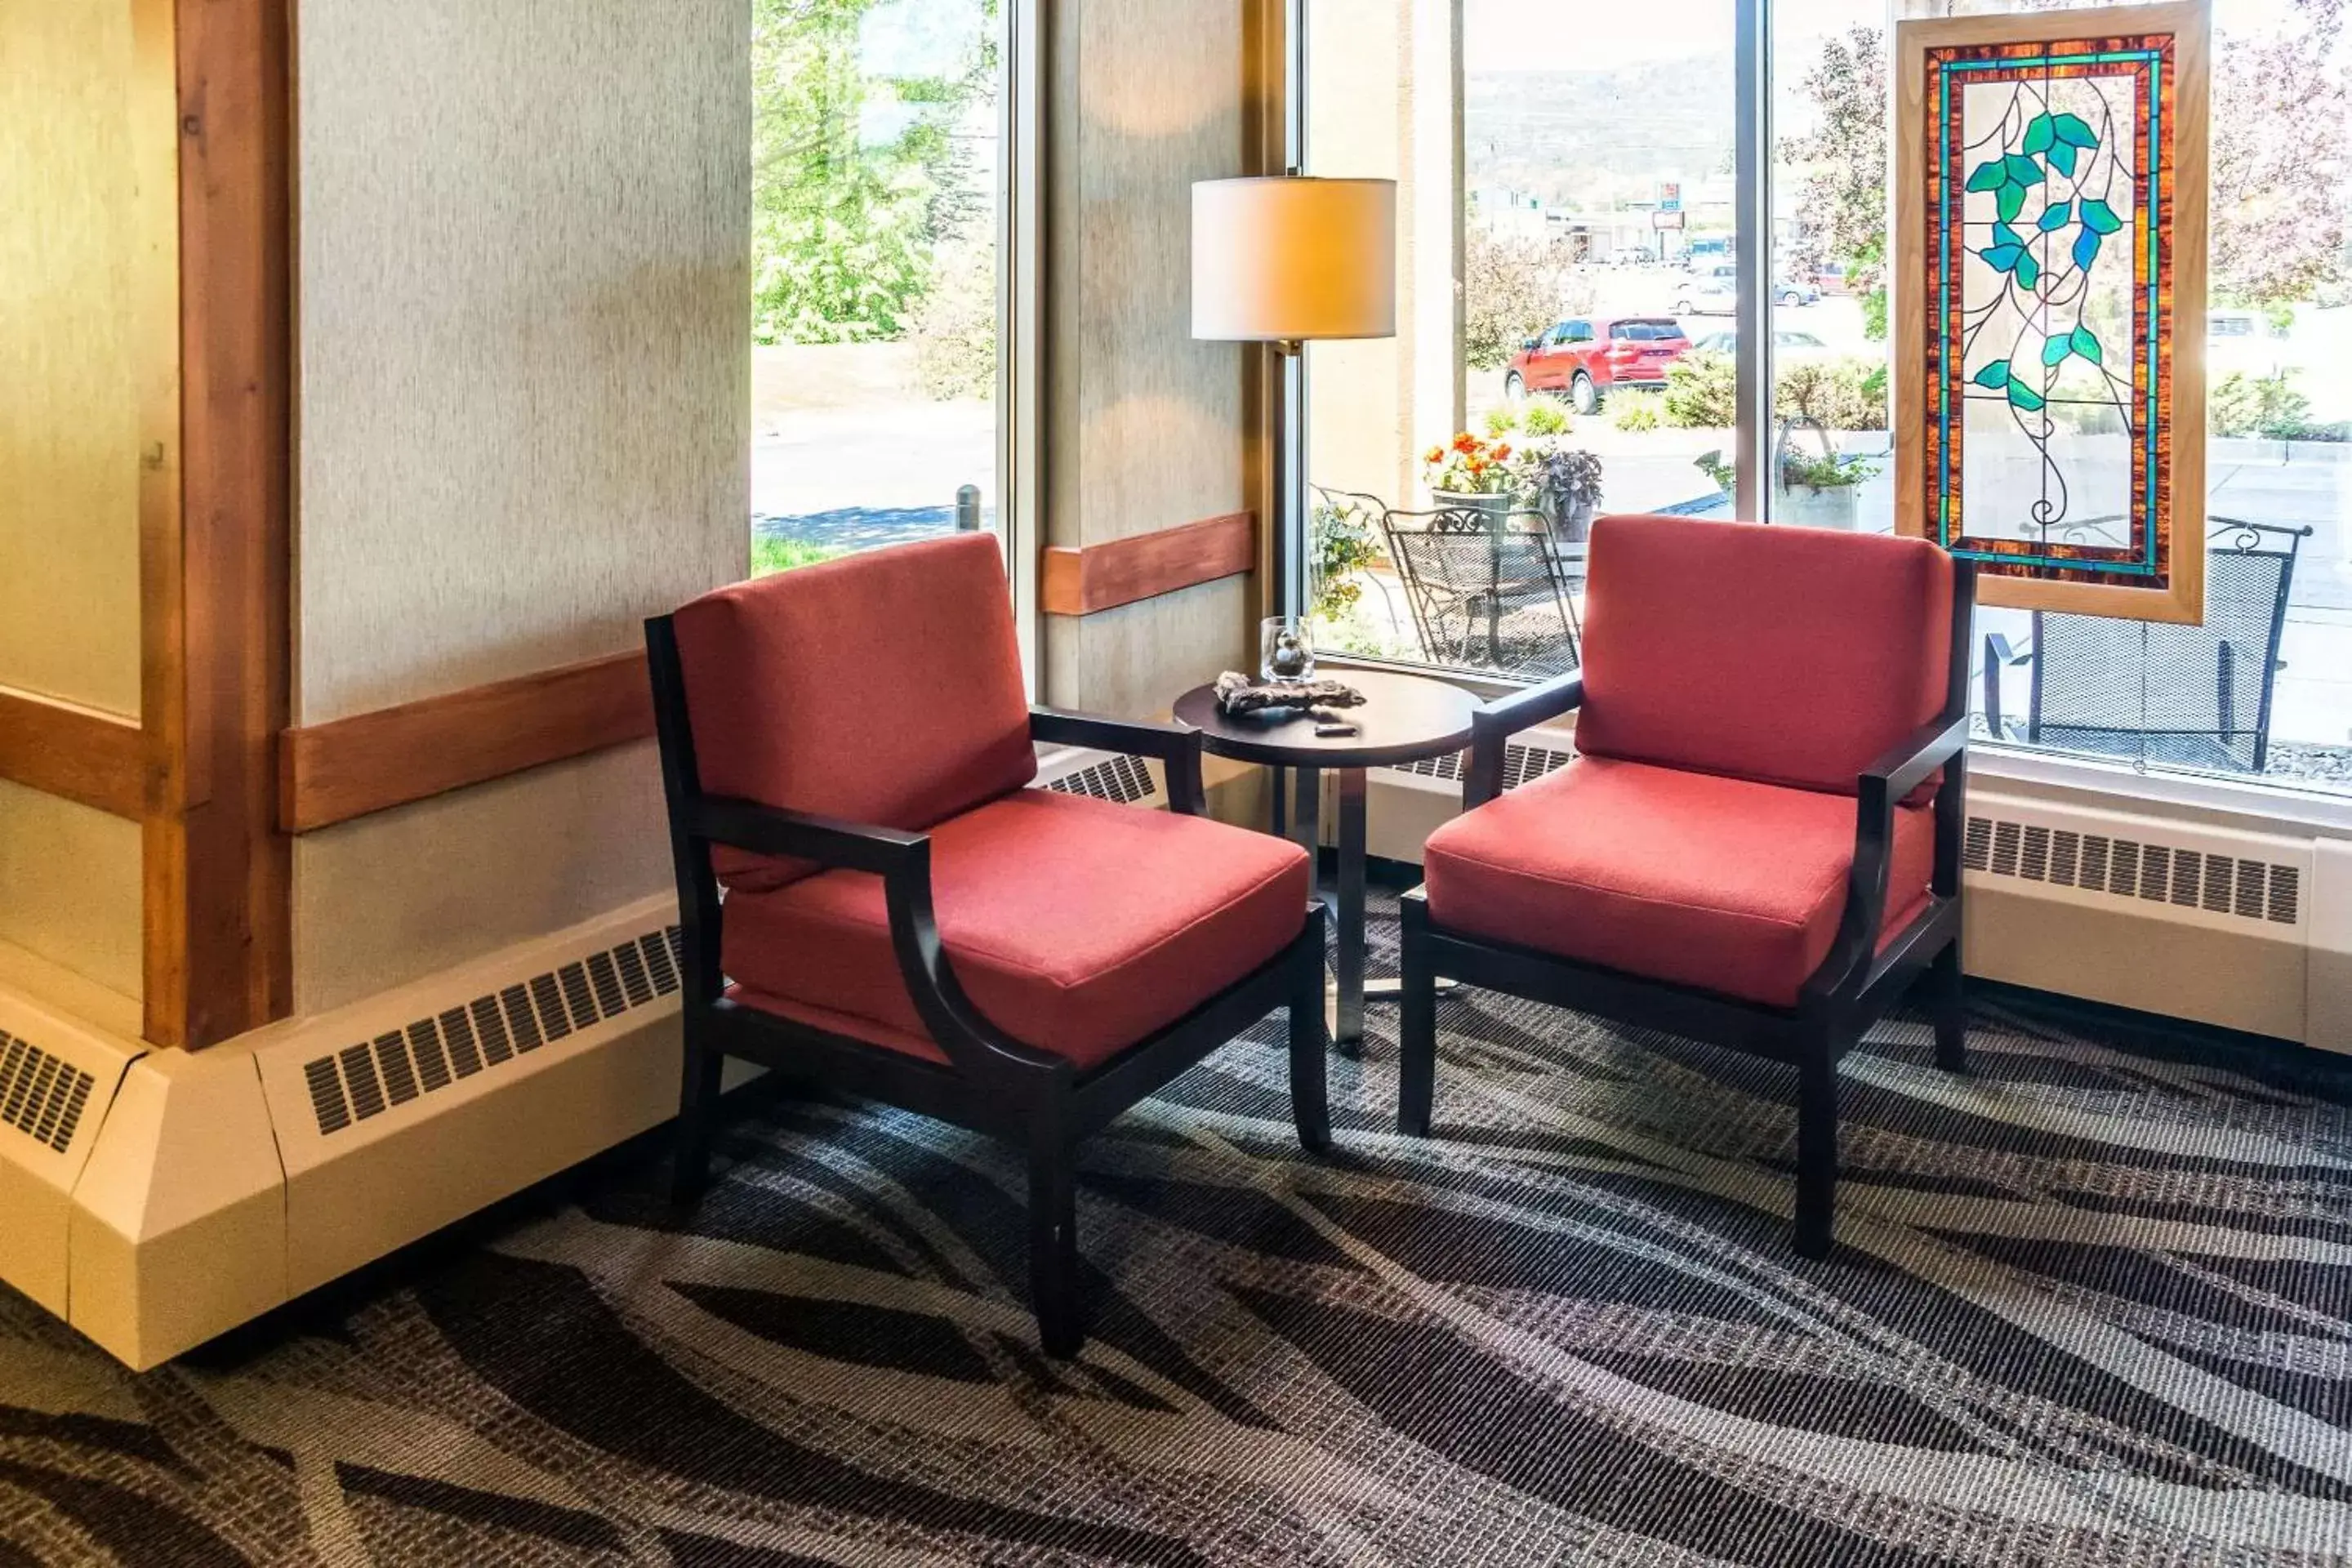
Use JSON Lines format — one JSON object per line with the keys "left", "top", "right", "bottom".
{"left": 2211, "top": 370, "right": 2317, "bottom": 439}
{"left": 1521, "top": 399, "right": 1571, "bottom": 436}
{"left": 1777, "top": 356, "right": 1889, "bottom": 432}
{"left": 751, "top": 536, "right": 850, "bottom": 577}
{"left": 1611, "top": 395, "right": 1661, "bottom": 432}
{"left": 910, "top": 240, "right": 998, "bottom": 400}
{"left": 1662, "top": 351, "right": 1735, "bottom": 427}
{"left": 1482, "top": 405, "right": 1517, "bottom": 438}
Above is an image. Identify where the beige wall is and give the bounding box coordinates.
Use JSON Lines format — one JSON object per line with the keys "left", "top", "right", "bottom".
{"left": 1303, "top": 0, "right": 1461, "bottom": 509}
{"left": 0, "top": 1, "right": 155, "bottom": 1008}
{"left": 1041, "top": 0, "right": 1261, "bottom": 717}
{"left": 292, "top": 0, "right": 750, "bottom": 1012}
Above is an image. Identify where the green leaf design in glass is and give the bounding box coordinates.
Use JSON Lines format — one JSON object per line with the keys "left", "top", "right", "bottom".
{"left": 2037, "top": 201, "right": 2072, "bottom": 233}
{"left": 2014, "top": 251, "right": 2040, "bottom": 291}
{"left": 2042, "top": 335, "right": 2074, "bottom": 367}
{"left": 2052, "top": 113, "right": 2098, "bottom": 148}
{"left": 2002, "top": 154, "right": 2046, "bottom": 187}
{"left": 1965, "top": 159, "right": 2007, "bottom": 193}
{"left": 2080, "top": 198, "right": 2123, "bottom": 234}
{"left": 2047, "top": 141, "right": 2079, "bottom": 179}
{"left": 1972, "top": 360, "right": 2011, "bottom": 390}
{"left": 2021, "top": 114, "right": 2056, "bottom": 155}
{"left": 2070, "top": 325, "right": 2104, "bottom": 366}
{"left": 2073, "top": 228, "right": 2102, "bottom": 270}
{"left": 2007, "top": 381, "right": 2047, "bottom": 412}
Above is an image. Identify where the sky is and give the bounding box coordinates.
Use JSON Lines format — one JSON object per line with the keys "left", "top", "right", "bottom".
{"left": 1462, "top": 0, "right": 2301, "bottom": 71}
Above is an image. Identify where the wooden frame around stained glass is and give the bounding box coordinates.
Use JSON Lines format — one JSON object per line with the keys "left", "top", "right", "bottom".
{"left": 1894, "top": 1, "right": 2207, "bottom": 625}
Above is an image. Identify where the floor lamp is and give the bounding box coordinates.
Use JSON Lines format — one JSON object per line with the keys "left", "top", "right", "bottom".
{"left": 1191, "top": 176, "right": 1397, "bottom": 620}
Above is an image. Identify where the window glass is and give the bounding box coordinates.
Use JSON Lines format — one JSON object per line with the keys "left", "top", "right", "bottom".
{"left": 1773, "top": 0, "right": 2350, "bottom": 795}
{"left": 751, "top": 0, "right": 1005, "bottom": 578}
{"left": 1302, "top": 0, "right": 1745, "bottom": 679}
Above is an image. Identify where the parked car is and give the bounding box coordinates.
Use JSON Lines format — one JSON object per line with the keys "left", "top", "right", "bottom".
{"left": 1688, "top": 327, "right": 1833, "bottom": 362}
{"left": 1505, "top": 316, "right": 1691, "bottom": 413}
{"left": 1672, "top": 275, "right": 1737, "bottom": 314}
{"left": 1673, "top": 272, "right": 1817, "bottom": 310}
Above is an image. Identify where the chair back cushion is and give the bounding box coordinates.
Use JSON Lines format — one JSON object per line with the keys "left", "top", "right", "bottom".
{"left": 1573, "top": 514, "right": 1953, "bottom": 795}
{"left": 671, "top": 533, "right": 1035, "bottom": 889}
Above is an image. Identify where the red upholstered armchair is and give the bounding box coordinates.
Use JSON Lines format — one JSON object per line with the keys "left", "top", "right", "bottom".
{"left": 646, "top": 535, "right": 1328, "bottom": 1355}
{"left": 1400, "top": 514, "right": 1976, "bottom": 1258}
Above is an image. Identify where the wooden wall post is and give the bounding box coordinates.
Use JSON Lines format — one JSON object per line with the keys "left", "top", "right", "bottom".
{"left": 142, "top": 0, "right": 294, "bottom": 1048}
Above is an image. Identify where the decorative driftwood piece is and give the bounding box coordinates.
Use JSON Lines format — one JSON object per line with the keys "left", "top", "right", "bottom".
{"left": 1213, "top": 671, "right": 1368, "bottom": 717}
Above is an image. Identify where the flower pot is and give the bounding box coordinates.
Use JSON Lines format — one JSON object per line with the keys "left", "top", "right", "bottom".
{"left": 1432, "top": 490, "right": 1514, "bottom": 525}
{"left": 1545, "top": 494, "right": 1596, "bottom": 543}
{"left": 1777, "top": 484, "right": 1859, "bottom": 530}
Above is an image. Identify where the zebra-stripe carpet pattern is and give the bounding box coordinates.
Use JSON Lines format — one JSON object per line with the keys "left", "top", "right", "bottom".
{"left": 2, "top": 919, "right": 2349, "bottom": 1565}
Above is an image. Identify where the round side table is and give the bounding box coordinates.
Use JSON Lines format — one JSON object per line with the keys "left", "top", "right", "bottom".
{"left": 1173, "top": 669, "right": 1477, "bottom": 1049}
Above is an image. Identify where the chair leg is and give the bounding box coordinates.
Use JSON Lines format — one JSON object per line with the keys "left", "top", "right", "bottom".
{"left": 1027, "top": 1133, "right": 1083, "bottom": 1358}
{"left": 1289, "top": 915, "right": 1332, "bottom": 1154}
{"left": 1931, "top": 938, "right": 1969, "bottom": 1074}
{"left": 670, "top": 1022, "right": 724, "bottom": 1207}
{"left": 1398, "top": 899, "right": 1437, "bottom": 1138}
{"left": 1793, "top": 1048, "right": 1838, "bottom": 1261}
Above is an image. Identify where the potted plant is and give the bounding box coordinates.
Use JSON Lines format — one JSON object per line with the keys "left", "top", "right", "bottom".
{"left": 1775, "top": 448, "right": 1879, "bottom": 529}
{"left": 1517, "top": 446, "right": 1604, "bottom": 542}
{"left": 1423, "top": 432, "right": 1517, "bottom": 523}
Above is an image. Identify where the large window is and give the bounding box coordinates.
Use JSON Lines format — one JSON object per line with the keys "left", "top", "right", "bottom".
{"left": 1299, "top": 0, "right": 2351, "bottom": 800}
{"left": 750, "top": 0, "right": 1014, "bottom": 577}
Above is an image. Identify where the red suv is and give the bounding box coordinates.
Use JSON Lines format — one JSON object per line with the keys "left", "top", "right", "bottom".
{"left": 1505, "top": 317, "right": 1690, "bottom": 413}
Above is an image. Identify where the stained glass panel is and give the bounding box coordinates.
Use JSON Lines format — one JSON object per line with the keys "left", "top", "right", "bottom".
{"left": 1904, "top": 15, "right": 2203, "bottom": 624}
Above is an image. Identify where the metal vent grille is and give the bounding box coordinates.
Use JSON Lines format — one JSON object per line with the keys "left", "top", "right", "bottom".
{"left": 1388, "top": 740, "right": 1576, "bottom": 791}
{"left": 1042, "top": 752, "right": 1158, "bottom": 805}
{"left": 301, "top": 926, "right": 683, "bottom": 1137}
{"left": 1962, "top": 817, "right": 2300, "bottom": 927}
{"left": 0, "top": 1032, "right": 96, "bottom": 1154}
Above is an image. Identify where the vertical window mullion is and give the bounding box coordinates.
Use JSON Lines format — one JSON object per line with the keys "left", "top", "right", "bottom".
{"left": 1735, "top": 0, "right": 1773, "bottom": 520}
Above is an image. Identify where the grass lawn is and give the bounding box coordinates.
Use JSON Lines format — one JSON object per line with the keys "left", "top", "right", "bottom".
{"left": 751, "top": 536, "right": 849, "bottom": 577}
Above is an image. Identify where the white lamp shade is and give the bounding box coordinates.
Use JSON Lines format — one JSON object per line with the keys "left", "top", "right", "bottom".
{"left": 1192, "top": 176, "right": 1396, "bottom": 342}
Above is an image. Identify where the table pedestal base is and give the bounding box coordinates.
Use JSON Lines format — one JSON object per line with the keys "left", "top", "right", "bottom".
{"left": 1290, "top": 765, "right": 1458, "bottom": 1050}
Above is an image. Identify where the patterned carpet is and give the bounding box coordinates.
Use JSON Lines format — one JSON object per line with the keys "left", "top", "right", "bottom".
{"left": 5, "top": 907, "right": 2352, "bottom": 1566}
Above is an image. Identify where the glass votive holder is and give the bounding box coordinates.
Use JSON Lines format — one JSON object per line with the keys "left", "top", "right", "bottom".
{"left": 1260, "top": 615, "right": 1315, "bottom": 683}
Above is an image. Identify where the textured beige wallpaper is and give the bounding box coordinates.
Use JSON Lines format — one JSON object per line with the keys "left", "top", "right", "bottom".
{"left": 292, "top": 0, "right": 750, "bottom": 1011}
{"left": 0, "top": 0, "right": 146, "bottom": 716}
{"left": 0, "top": 781, "right": 142, "bottom": 1007}
{"left": 1044, "top": 0, "right": 1258, "bottom": 715}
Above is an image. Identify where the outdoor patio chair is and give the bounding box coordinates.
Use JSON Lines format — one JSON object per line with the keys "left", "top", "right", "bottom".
{"left": 1400, "top": 514, "right": 1976, "bottom": 1259}
{"left": 1982, "top": 519, "right": 2314, "bottom": 773}
{"left": 1379, "top": 501, "right": 1583, "bottom": 676}
{"left": 647, "top": 533, "right": 1330, "bottom": 1356}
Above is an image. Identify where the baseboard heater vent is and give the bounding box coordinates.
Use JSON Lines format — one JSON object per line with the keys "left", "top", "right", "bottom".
{"left": 1962, "top": 814, "right": 2299, "bottom": 927}
{"left": 1042, "top": 751, "right": 1157, "bottom": 805}
{"left": 301, "top": 926, "right": 683, "bottom": 1137}
{"left": 1388, "top": 738, "right": 1576, "bottom": 793}
{"left": 0, "top": 1032, "right": 96, "bottom": 1154}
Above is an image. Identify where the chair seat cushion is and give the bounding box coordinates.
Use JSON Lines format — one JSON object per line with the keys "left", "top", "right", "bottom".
{"left": 1422, "top": 756, "right": 1936, "bottom": 1009}
{"left": 723, "top": 789, "right": 1311, "bottom": 1069}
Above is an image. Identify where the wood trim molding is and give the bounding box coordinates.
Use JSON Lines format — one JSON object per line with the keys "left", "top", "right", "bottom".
{"left": 1040, "top": 511, "right": 1257, "bottom": 617}
{"left": 142, "top": 0, "right": 294, "bottom": 1049}
{"left": 0, "top": 687, "right": 145, "bottom": 821}
{"left": 280, "top": 652, "right": 654, "bottom": 834}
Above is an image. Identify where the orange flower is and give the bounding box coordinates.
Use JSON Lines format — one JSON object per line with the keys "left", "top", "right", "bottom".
{"left": 1425, "top": 446, "right": 1444, "bottom": 464}
{"left": 1493, "top": 443, "right": 1512, "bottom": 461}
{"left": 1453, "top": 433, "right": 1477, "bottom": 453}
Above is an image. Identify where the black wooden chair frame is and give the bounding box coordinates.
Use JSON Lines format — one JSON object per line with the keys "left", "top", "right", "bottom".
{"left": 647, "top": 615, "right": 1330, "bottom": 1356}
{"left": 1398, "top": 559, "right": 1978, "bottom": 1259}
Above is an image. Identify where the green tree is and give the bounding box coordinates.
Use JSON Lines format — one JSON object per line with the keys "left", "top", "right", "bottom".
{"left": 751, "top": 0, "right": 996, "bottom": 346}
{"left": 1786, "top": 5, "right": 2352, "bottom": 332}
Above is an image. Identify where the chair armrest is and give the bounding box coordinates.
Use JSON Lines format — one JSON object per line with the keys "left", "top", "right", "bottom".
{"left": 689, "top": 796, "right": 926, "bottom": 875}
{"left": 1464, "top": 674, "right": 1584, "bottom": 809}
{"left": 1804, "top": 715, "right": 1971, "bottom": 1004}
{"left": 1030, "top": 706, "right": 1207, "bottom": 814}
{"left": 1860, "top": 714, "right": 1969, "bottom": 809}
{"left": 686, "top": 797, "right": 1064, "bottom": 1081}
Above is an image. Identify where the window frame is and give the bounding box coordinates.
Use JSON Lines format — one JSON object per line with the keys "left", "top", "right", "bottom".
{"left": 1280, "top": 0, "right": 2345, "bottom": 821}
